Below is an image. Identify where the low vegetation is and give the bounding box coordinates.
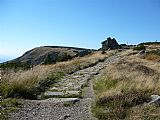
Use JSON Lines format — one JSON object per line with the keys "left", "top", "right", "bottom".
{"left": 143, "top": 49, "right": 160, "bottom": 62}
{"left": 139, "top": 42, "right": 160, "bottom": 46}
{"left": 0, "top": 52, "right": 107, "bottom": 99}
{"left": 133, "top": 45, "right": 146, "bottom": 51}
{"left": 92, "top": 52, "right": 160, "bottom": 120}
{"left": 0, "top": 61, "right": 31, "bottom": 72}
{"left": 0, "top": 98, "right": 20, "bottom": 120}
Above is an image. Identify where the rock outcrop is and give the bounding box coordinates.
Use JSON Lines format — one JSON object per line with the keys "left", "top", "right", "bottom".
{"left": 101, "top": 37, "right": 120, "bottom": 50}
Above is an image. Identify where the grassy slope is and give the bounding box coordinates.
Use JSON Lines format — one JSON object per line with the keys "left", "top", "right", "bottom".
{"left": 0, "top": 51, "right": 108, "bottom": 119}
{"left": 0, "top": 52, "right": 107, "bottom": 99}
{"left": 92, "top": 50, "right": 160, "bottom": 120}
{"left": 12, "top": 46, "right": 93, "bottom": 65}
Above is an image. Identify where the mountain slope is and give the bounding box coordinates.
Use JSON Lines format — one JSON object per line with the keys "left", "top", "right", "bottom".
{"left": 10, "top": 46, "right": 94, "bottom": 65}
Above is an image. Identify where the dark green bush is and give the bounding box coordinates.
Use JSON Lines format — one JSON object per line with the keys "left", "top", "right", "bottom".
{"left": 133, "top": 45, "right": 146, "bottom": 50}
{"left": 101, "top": 50, "right": 106, "bottom": 54}
{"left": 0, "top": 61, "right": 31, "bottom": 72}
{"left": 146, "top": 49, "right": 160, "bottom": 56}
{"left": 139, "top": 42, "right": 160, "bottom": 46}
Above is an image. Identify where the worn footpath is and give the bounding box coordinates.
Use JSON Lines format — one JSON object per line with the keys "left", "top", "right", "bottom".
{"left": 9, "top": 55, "right": 120, "bottom": 120}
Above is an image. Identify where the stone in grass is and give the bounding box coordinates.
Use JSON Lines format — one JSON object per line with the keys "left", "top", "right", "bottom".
{"left": 44, "top": 91, "right": 65, "bottom": 97}
{"left": 50, "top": 87, "right": 59, "bottom": 91}
{"left": 137, "top": 50, "right": 146, "bottom": 56}
{"left": 148, "top": 95, "right": 160, "bottom": 105}
{"left": 74, "top": 86, "right": 81, "bottom": 90}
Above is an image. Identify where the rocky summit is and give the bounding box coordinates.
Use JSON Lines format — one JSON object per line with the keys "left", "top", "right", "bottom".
{"left": 101, "top": 37, "right": 120, "bottom": 50}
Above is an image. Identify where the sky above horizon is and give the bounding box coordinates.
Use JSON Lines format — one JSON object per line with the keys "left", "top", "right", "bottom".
{"left": 0, "top": 0, "right": 160, "bottom": 61}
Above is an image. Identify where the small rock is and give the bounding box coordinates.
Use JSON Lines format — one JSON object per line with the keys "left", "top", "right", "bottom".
{"left": 50, "top": 87, "right": 59, "bottom": 91}
{"left": 32, "top": 112, "right": 36, "bottom": 115}
{"left": 148, "top": 95, "right": 160, "bottom": 105}
{"left": 137, "top": 50, "right": 146, "bottom": 56}
{"left": 74, "top": 86, "right": 81, "bottom": 90}
{"left": 66, "top": 91, "right": 80, "bottom": 95}
{"left": 90, "top": 71, "right": 99, "bottom": 75}
{"left": 67, "top": 83, "right": 73, "bottom": 87}
{"left": 72, "top": 75, "right": 81, "bottom": 79}
{"left": 59, "top": 114, "right": 71, "bottom": 120}
{"left": 37, "top": 103, "right": 41, "bottom": 106}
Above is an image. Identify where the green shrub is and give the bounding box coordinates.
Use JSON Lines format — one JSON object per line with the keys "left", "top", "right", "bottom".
{"left": 101, "top": 50, "right": 106, "bottom": 54}
{"left": 133, "top": 45, "right": 146, "bottom": 50}
{"left": 147, "top": 49, "right": 160, "bottom": 56}
{"left": 0, "top": 61, "right": 31, "bottom": 72}
{"left": 139, "top": 42, "right": 160, "bottom": 46}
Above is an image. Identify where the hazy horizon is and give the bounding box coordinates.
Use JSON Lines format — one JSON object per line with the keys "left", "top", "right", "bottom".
{"left": 0, "top": 56, "right": 16, "bottom": 63}
{"left": 1, "top": 0, "right": 160, "bottom": 60}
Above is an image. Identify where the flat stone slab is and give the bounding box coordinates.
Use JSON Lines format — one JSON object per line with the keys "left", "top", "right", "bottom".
{"left": 44, "top": 91, "right": 65, "bottom": 97}
{"left": 72, "top": 75, "right": 82, "bottom": 78}
{"left": 45, "top": 98, "right": 80, "bottom": 103}
{"left": 50, "top": 87, "right": 59, "bottom": 91}
{"left": 66, "top": 91, "right": 80, "bottom": 95}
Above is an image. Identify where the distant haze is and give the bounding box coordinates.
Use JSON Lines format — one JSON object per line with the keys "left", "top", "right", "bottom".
{"left": 0, "top": 56, "right": 16, "bottom": 63}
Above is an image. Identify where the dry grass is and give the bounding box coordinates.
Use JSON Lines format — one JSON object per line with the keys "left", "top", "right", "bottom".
{"left": 144, "top": 54, "right": 160, "bottom": 62}
{"left": 0, "top": 52, "right": 108, "bottom": 99}
{"left": 92, "top": 51, "right": 160, "bottom": 120}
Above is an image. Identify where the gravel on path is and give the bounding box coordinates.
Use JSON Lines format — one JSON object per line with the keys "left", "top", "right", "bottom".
{"left": 9, "top": 55, "right": 120, "bottom": 120}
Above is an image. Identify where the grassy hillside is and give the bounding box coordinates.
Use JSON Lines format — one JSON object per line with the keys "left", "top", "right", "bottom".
{"left": 92, "top": 50, "right": 160, "bottom": 120}
{"left": 0, "top": 52, "right": 106, "bottom": 99}
{"left": 2, "top": 46, "right": 94, "bottom": 66}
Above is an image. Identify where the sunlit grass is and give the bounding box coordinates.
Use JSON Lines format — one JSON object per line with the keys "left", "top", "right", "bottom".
{"left": 92, "top": 52, "right": 160, "bottom": 120}
{"left": 0, "top": 52, "right": 107, "bottom": 99}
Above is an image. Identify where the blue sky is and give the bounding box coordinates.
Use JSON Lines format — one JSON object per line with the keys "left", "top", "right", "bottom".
{"left": 0, "top": 0, "right": 160, "bottom": 61}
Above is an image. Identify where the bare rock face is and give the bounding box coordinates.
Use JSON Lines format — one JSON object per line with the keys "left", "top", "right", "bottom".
{"left": 101, "top": 37, "right": 120, "bottom": 50}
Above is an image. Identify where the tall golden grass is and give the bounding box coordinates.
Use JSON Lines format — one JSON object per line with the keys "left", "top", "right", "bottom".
{"left": 0, "top": 52, "right": 107, "bottom": 99}
{"left": 92, "top": 51, "right": 160, "bottom": 120}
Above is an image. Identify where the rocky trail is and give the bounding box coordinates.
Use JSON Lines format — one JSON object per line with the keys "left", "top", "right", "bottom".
{"left": 9, "top": 55, "right": 120, "bottom": 120}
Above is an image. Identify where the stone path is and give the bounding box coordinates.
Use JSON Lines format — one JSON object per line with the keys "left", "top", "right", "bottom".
{"left": 9, "top": 55, "right": 120, "bottom": 120}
